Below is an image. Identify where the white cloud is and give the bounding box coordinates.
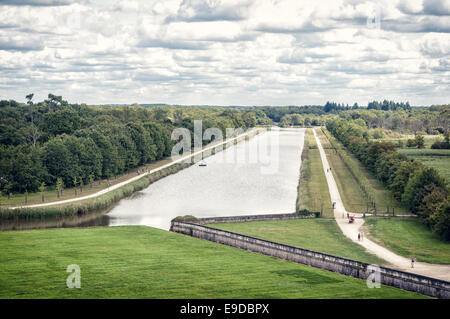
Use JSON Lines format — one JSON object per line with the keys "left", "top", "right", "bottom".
{"left": 0, "top": 0, "right": 449, "bottom": 106}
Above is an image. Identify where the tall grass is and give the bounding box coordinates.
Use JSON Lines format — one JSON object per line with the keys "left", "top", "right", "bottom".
{"left": 0, "top": 163, "right": 191, "bottom": 220}
{"left": 321, "top": 128, "right": 377, "bottom": 207}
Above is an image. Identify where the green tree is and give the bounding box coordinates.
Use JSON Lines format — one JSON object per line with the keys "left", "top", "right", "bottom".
{"left": 431, "top": 199, "right": 450, "bottom": 241}
{"left": 406, "top": 139, "right": 416, "bottom": 147}
{"left": 89, "top": 173, "right": 94, "bottom": 188}
{"left": 56, "top": 177, "right": 64, "bottom": 198}
{"left": 415, "top": 134, "right": 425, "bottom": 149}
{"left": 73, "top": 176, "right": 78, "bottom": 196}
{"left": 402, "top": 167, "right": 447, "bottom": 214}
{"left": 39, "top": 182, "right": 45, "bottom": 202}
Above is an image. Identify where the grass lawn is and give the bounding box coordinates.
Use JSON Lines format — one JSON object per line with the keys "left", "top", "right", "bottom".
{"left": 208, "top": 219, "right": 386, "bottom": 265}
{"left": 376, "top": 134, "right": 442, "bottom": 148}
{"left": 317, "top": 130, "right": 368, "bottom": 214}
{"left": 363, "top": 218, "right": 450, "bottom": 264}
{"left": 318, "top": 129, "right": 408, "bottom": 214}
{"left": 398, "top": 148, "right": 450, "bottom": 182}
{"left": 297, "top": 129, "right": 333, "bottom": 217}
{"left": 0, "top": 158, "right": 173, "bottom": 207}
{"left": 0, "top": 226, "right": 423, "bottom": 299}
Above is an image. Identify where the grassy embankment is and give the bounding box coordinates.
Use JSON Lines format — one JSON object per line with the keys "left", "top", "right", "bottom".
{"left": 0, "top": 130, "right": 260, "bottom": 219}
{"left": 208, "top": 219, "right": 385, "bottom": 265}
{"left": 0, "top": 226, "right": 424, "bottom": 298}
{"left": 0, "top": 129, "right": 262, "bottom": 208}
{"left": 0, "top": 158, "right": 174, "bottom": 207}
{"left": 297, "top": 128, "right": 333, "bottom": 217}
{"left": 0, "top": 163, "right": 191, "bottom": 220}
{"left": 318, "top": 129, "right": 449, "bottom": 263}
{"left": 363, "top": 218, "right": 450, "bottom": 264}
{"left": 318, "top": 128, "right": 408, "bottom": 215}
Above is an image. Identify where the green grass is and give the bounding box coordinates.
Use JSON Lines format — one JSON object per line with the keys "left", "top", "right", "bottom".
{"left": 363, "top": 218, "right": 450, "bottom": 264}
{"left": 376, "top": 134, "right": 442, "bottom": 148}
{"left": 398, "top": 149, "right": 450, "bottom": 182}
{"left": 0, "top": 163, "right": 190, "bottom": 220}
{"left": 0, "top": 226, "right": 423, "bottom": 299}
{"left": 208, "top": 219, "right": 386, "bottom": 265}
{"left": 297, "top": 129, "right": 333, "bottom": 217}
{"left": 317, "top": 130, "right": 368, "bottom": 213}
{"left": 319, "top": 129, "right": 408, "bottom": 214}
{"left": 0, "top": 158, "right": 174, "bottom": 207}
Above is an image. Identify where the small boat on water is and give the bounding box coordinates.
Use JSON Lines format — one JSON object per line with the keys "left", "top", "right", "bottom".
{"left": 199, "top": 161, "right": 207, "bottom": 167}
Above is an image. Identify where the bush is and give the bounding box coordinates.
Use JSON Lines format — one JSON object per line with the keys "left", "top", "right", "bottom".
{"left": 431, "top": 141, "right": 450, "bottom": 149}
{"left": 406, "top": 139, "right": 416, "bottom": 147}
{"left": 171, "top": 215, "right": 199, "bottom": 222}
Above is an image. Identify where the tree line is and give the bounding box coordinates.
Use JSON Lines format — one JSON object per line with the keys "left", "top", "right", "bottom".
{"left": 326, "top": 117, "right": 449, "bottom": 240}
{"left": 0, "top": 95, "right": 270, "bottom": 194}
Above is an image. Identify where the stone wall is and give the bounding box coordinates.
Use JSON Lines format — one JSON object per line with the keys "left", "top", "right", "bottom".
{"left": 170, "top": 221, "right": 450, "bottom": 299}
{"left": 196, "top": 212, "right": 315, "bottom": 224}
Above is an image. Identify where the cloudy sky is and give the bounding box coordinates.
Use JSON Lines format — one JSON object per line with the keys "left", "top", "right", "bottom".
{"left": 0, "top": 0, "right": 449, "bottom": 106}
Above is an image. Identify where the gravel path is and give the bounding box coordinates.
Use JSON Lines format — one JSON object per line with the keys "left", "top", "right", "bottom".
{"left": 313, "top": 128, "right": 450, "bottom": 282}
{"left": 10, "top": 129, "right": 258, "bottom": 210}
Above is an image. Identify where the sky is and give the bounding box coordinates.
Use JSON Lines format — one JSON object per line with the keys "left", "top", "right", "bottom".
{"left": 0, "top": 0, "right": 449, "bottom": 106}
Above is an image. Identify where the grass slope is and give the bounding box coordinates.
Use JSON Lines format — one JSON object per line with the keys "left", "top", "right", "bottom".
{"left": 364, "top": 218, "right": 450, "bottom": 264}
{"left": 318, "top": 129, "right": 408, "bottom": 214}
{"left": 0, "top": 226, "right": 422, "bottom": 299}
{"left": 208, "top": 219, "right": 385, "bottom": 265}
{"left": 297, "top": 129, "right": 333, "bottom": 217}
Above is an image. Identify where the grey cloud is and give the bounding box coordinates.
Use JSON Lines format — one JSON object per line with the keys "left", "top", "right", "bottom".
{"left": 0, "top": 38, "right": 44, "bottom": 51}
{"left": 423, "top": 0, "right": 450, "bottom": 15}
{"left": 166, "top": 0, "right": 250, "bottom": 23}
{"left": 138, "top": 39, "right": 209, "bottom": 50}
{"left": 255, "top": 22, "right": 332, "bottom": 34}
{"left": 0, "top": 0, "right": 74, "bottom": 6}
{"left": 382, "top": 17, "right": 450, "bottom": 33}
{"left": 277, "top": 50, "right": 334, "bottom": 64}
{"left": 398, "top": 0, "right": 450, "bottom": 16}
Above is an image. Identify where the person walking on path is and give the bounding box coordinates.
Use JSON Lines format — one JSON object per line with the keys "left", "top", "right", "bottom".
{"left": 358, "top": 233, "right": 361, "bottom": 241}
{"left": 411, "top": 256, "right": 415, "bottom": 268}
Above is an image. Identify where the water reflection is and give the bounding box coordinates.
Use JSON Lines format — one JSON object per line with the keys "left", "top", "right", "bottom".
{"left": 1, "top": 128, "right": 305, "bottom": 232}
{"left": 106, "top": 128, "right": 305, "bottom": 230}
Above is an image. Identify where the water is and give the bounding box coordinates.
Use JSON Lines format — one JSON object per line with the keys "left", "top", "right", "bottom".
{"left": 1, "top": 128, "right": 305, "bottom": 231}
{"left": 106, "top": 128, "right": 305, "bottom": 230}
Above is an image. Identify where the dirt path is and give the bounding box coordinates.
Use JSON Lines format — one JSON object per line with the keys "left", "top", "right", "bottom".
{"left": 10, "top": 129, "right": 260, "bottom": 210}
{"left": 313, "top": 128, "right": 450, "bottom": 282}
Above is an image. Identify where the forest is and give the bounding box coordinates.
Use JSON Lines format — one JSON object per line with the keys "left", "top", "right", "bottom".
{"left": 0, "top": 95, "right": 270, "bottom": 194}
{"left": 1, "top": 95, "right": 448, "bottom": 239}
{"left": 326, "top": 116, "right": 449, "bottom": 240}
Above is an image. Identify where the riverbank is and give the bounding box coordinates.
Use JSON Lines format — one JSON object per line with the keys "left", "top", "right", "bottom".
{"left": 1, "top": 128, "right": 262, "bottom": 222}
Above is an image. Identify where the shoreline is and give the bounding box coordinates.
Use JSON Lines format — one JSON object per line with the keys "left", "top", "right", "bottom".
{"left": 0, "top": 128, "right": 263, "bottom": 223}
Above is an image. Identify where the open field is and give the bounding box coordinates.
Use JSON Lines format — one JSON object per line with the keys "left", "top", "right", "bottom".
{"left": 363, "top": 218, "right": 450, "bottom": 265}
{"left": 374, "top": 134, "right": 442, "bottom": 148}
{"left": 297, "top": 128, "right": 333, "bottom": 217}
{"left": 398, "top": 148, "right": 450, "bottom": 182}
{"left": 208, "top": 219, "right": 386, "bottom": 265}
{"left": 0, "top": 226, "right": 423, "bottom": 299}
{"left": 318, "top": 129, "right": 408, "bottom": 215}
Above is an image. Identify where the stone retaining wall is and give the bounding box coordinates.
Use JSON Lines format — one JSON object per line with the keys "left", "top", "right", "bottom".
{"left": 196, "top": 212, "right": 315, "bottom": 224}
{"left": 170, "top": 221, "right": 450, "bottom": 299}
